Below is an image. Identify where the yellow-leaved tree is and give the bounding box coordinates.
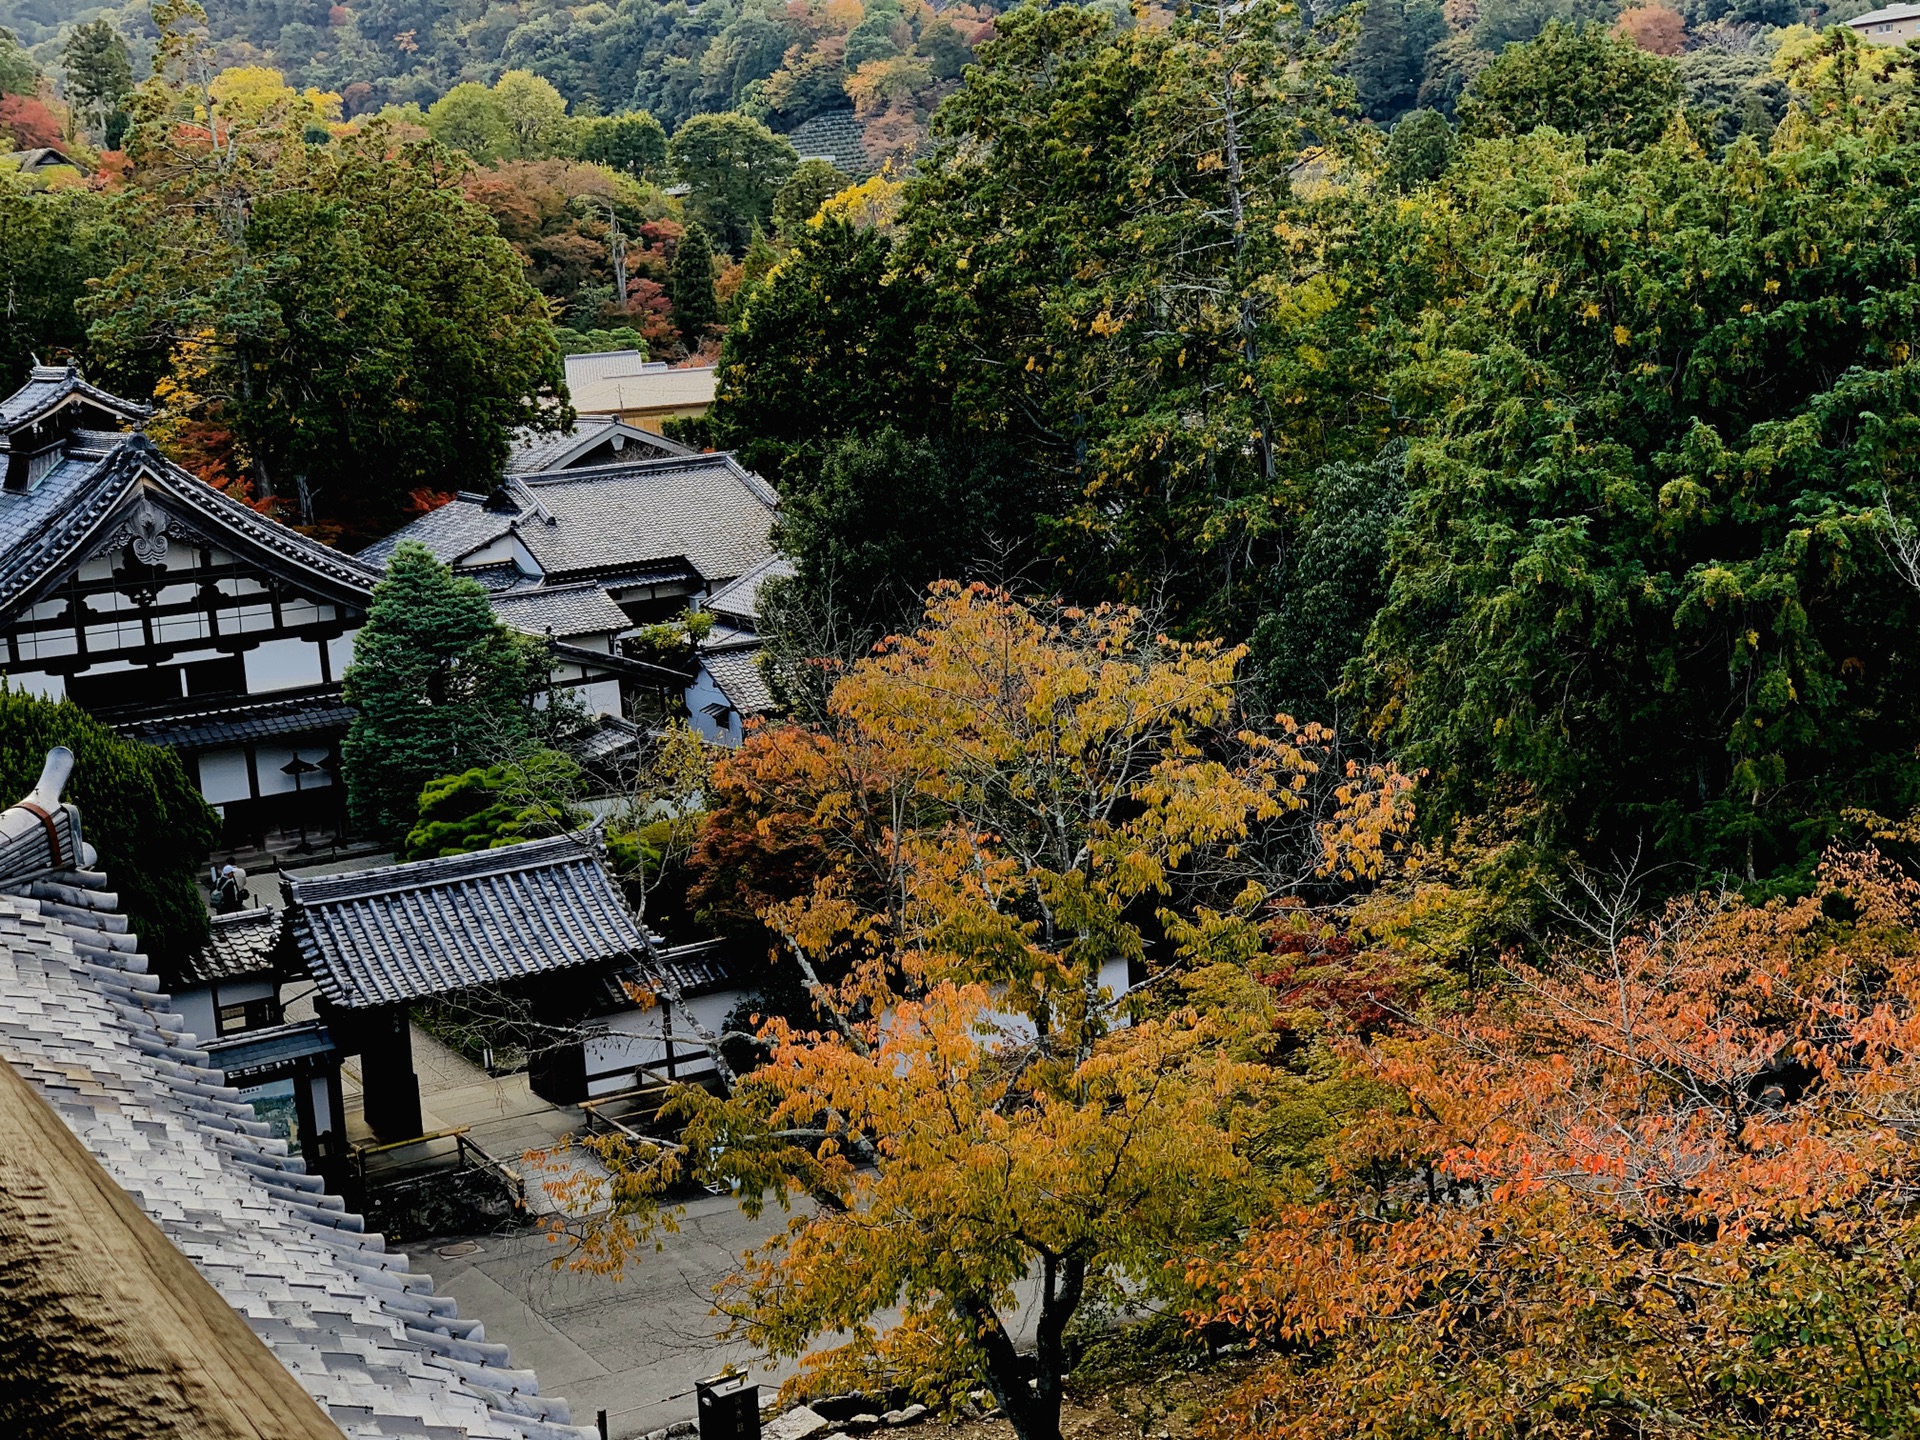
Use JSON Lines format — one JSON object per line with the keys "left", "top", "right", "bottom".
{"left": 541, "top": 584, "right": 1411, "bottom": 1440}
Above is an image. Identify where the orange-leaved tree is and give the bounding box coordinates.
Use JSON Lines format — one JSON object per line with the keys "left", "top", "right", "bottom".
{"left": 541, "top": 583, "right": 1411, "bottom": 1440}
{"left": 1198, "top": 848, "right": 1920, "bottom": 1439}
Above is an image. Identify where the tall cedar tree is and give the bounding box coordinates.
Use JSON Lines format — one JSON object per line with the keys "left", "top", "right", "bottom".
{"left": 340, "top": 543, "right": 547, "bottom": 845}
{"left": 0, "top": 687, "right": 219, "bottom": 975}
{"left": 668, "top": 220, "right": 720, "bottom": 347}
{"left": 666, "top": 112, "right": 796, "bottom": 253}
{"left": 61, "top": 19, "right": 133, "bottom": 138}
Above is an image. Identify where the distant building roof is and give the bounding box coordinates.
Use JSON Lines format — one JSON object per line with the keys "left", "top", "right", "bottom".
{"left": 284, "top": 832, "right": 649, "bottom": 1010}
{"left": 0, "top": 748, "right": 594, "bottom": 1438}
{"left": 507, "top": 415, "right": 691, "bottom": 473}
{"left": 489, "top": 581, "right": 633, "bottom": 641}
{"left": 1849, "top": 2, "right": 1920, "bottom": 22}
{"left": 563, "top": 354, "right": 717, "bottom": 418}
{"left": 706, "top": 554, "right": 796, "bottom": 629}
{"left": 3, "top": 146, "right": 87, "bottom": 175}
{"left": 363, "top": 454, "right": 779, "bottom": 589}
{"left": 783, "top": 108, "right": 873, "bottom": 178}
{"left": 180, "top": 906, "right": 282, "bottom": 984}
{"left": 700, "top": 638, "right": 777, "bottom": 717}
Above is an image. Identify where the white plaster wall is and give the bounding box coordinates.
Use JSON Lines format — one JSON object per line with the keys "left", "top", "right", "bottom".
{"left": 583, "top": 988, "right": 742, "bottom": 1092}
{"left": 198, "top": 748, "right": 253, "bottom": 804}
{"left": 244, "top": 637, "right": 326, "bottom": 692}
{"left": 253, "top": 743, "right": 335, "bottom": 795}
{"left": 327, "top": 629, "right": 357, "bottom": 678}
{"left": 684, "top": 666, "right": 741, "bottom": 746}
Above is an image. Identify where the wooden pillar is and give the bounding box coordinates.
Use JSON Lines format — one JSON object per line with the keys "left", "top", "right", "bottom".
{"left": 358, "top": 1005, "right": 422, "bottom": 1142}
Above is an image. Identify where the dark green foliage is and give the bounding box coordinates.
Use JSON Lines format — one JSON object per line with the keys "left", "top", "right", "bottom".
{"left": 1679, "top": 46, "right": 1788, "bottom": 151}
{"left": 554, "top": 324, "right": 647, "bottom": 356}
{"left": 1362, "top": 124, "right": 1920, "bottom": 881}
{"left": 85, "top": 124, "right": 566, "bottom": 540}
{"left": 401, "top": 751, "right": 585, "bottom": 860}
{"left": 775, "top": 426, "right": 1050, "bottom": 636}
{"left": 772, "top": 158, "right": 845, "bottom": 236}
{"left": 1457, "top": 22, "right": 1682, "bottom": 153}
{"left": 61, "top": 19, "right": 133, "bottom": 137}
{"left": 711, "top": 216, "right": 938, "bottom": 485}
{"left": 0, "top": 25, "right": 35, "bottom": 99}
{"left": 1249, "top": 448, "right": 1405, "bottom": 728}
{"left": 1349, "top": 0, "right": 1447, "bottom": 123}
{"left": 341, "top": 544, "right": 548, "bottom": 846}
{"left": 669, "top": 220, "right": 720, "bottom": 345}
{"left": 0, "top": 686, "right": 218, "bottom": 972}
{"left": 1384, "top": 107, "right": 1455, "bottom": 190}
{"left": 0, "top": 178, "right": 113, "bottom": 389}
{"left": 668, "top": 113, "right": 797, "bottom": 254}
{"left": 577, "top": 111, "right": 669, "bottom": 178}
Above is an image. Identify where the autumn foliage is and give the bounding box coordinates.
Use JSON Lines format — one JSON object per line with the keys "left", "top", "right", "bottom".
{"left": 543, "top": 584, "right": 1411, "bottom": 1440}
{"left": 1199, "top": 850, "right": 1920, "bottom": 1438}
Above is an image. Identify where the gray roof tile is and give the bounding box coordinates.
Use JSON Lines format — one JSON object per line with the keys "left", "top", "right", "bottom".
{"left": 700, "top": 643, "right": 777, "bottom": 717}
{"left": 0, "top": 752, "right": 594, "bottom": 1439}
{"left": 285, "top": 833, "right": 649, "bottom": 1009}
{"left": 182, "top": 907, "right": 282, "bottom": 983}
{"left": 489, "top": 583, "right": 632, "bottom": 641}
{"left": 507, "top": 417, "right": 691, "bottom": 473}
{"left": 117, "top": 692, "right": 354, "bottom": 753}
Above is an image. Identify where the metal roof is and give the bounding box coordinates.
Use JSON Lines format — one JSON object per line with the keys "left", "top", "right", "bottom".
{"left": 565, "top": 363, "right": 717, "bottom": 418}
{"left": 1849, "top": 2, "right": 1920, "bottom": 21}
{"left": 0, "top": 756, "right": 594, "bottom": 1438}
{"left": 285, "top": 832, "right": 649, "bottom": 1010}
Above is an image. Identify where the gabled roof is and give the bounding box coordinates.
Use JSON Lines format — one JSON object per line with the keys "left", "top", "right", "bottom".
{"left": 0, "top": 363, "right": 147, "bottom": 431}
{"left": 783, "top": 107, "right": 874, "bottom": 178}
{"left": 490, "top": 582, "right": 633, "bottom": 641}
{"left": 507, "top": 415, "right": 692, "bottom": 473}
{"left": 706, "top": 554, "right": 796, "bottom": 629}
{"left": 284, "top": 832, "right": 649, "bottom": 1010}
{"left": 0, "top": 750, "right": 594, "bottom": 1438}
{"left": 700, "top": 640, "right": 778, "bottom": 717}
{"left": 0, "top": 429, "right": 382, "bottom": 617}
{"left": 364, "top": 453, "right": 779, "bottom": 588}
{"left": 180, "top": 906, "right": 282, "bottom": 984}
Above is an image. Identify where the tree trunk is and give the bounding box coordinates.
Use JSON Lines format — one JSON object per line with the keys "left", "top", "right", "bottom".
{"left": 954, "top": 1254, "right": 1086, "bottom": 1440}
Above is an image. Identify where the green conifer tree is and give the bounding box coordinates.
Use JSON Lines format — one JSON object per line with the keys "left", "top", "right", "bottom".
{"left": 669, "top": 220, "right": 720, "bottom": 347}
{"left": 0, "top": 686, "right": 218, "bottom": 973}
{"left": 341, "top": 543, "right": 547, "bottom": 844}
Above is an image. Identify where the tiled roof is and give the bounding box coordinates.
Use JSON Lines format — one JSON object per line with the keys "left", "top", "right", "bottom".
{"left": 116, "top": 691, "right": 354, "bottom": 752}
{"left": 285, "top": 832, "right": 649, "bottom": 1010}
{"left": 706, "top": 554, "right": 796, "bottom": 627}
{"left": 701, "top": 641, "right": 777, "bottom": 717}
{"left": 357, "top": 491, "right": 516, "bottom": 569}
{"left": 783, "top": 107, "right": 874, "bottom": 178}
{"left": 575, "top": 713, "right": 645, "bottom": 766}
{"left": 490, "top": 582, "right": 632, "bottom": 640}
{"left": 566, "top": 363, "right": 717, "bottom": 418}
{"left": 0, "top": 363, "right": 147, "bottom": 429}
{"left": 201, "top": 1019, "right": 338, "bottom": 1083}
{"left": 515, "top": 456, "right": 777, "bottom": 585}
{"left": 365, "top": 454, "right": 777, "bottom": 589}
{"left": 0, "top": 429, "right": 380, "bottom": 616}
{"left": 180, "top": 906, "right": 282, "bottom": 983}
{"left": 507, "top": 416, "right": 691, "bottom": 473}
{"left": 0, "top": 748, "right": 594, "bottom": 1438}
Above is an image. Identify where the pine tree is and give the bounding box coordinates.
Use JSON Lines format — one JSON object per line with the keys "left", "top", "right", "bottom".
{"left": 669, "top": 220, "right": 720, "bottom": 347}
{"left": 340, "top": 543, "right": 547, "bottom": 844}
{"left": 61, "top": 20, "right": 132, "bottom": 138}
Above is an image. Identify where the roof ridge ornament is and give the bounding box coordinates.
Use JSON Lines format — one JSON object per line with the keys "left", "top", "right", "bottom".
{"left": 0, "top": 747, "right": 95, "bottom": 884}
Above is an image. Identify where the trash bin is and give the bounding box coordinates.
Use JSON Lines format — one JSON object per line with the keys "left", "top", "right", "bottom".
{"left": 696, "top": 1373, "right": 760, "bottom": 1440}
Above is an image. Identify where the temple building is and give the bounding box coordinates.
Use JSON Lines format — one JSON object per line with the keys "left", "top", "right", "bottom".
{"left": 0, "top": 368, "right": 676, "bottom": 853}
{"left": 0, "top": 366, "right": 379, "bottom": 851}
